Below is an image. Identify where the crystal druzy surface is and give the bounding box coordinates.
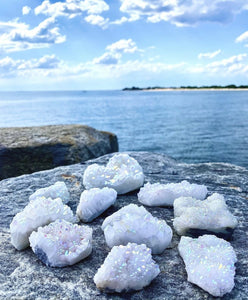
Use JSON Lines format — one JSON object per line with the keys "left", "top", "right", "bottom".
{"left": 76, "top": 187, "right": 117, "bottom": 222}
{"left": 178, "top": 235, "right": 237, "bottom": 297}
{"left": 173, "top": 193, "right": 238, "bottom": 236}
{"left": 83, "top": 153, "right": 144, "bottom": 194}
{"left": 94, "top": 243, "right": 160, "bottom": 292}
{"left": 10, "top": 197, "right": 75, "bottom": 250}
{"left": 138, "top": 181, "right": 208, "bottom": 207}
{"left": 29, "top": 219, "right": 92, "bottom": 267}
{"left": 29, "top": 181, "right": 70, "bottom": 204}
{"left": 102, "top": 204, "right": 172, "bottom": 254}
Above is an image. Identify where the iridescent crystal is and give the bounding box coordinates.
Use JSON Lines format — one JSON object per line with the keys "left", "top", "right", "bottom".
{"left": 29, "top": 181, "right": 70, "bottom": 204}
{"left": 102, "top": 204, "right": 172, "bottom": 254}
{"left": 138, "top": 181, "right": 208, "bottom": 207}
{"left": 29, "top": 219, "right": 92, "bottom": 267}
{"left": 10, "top": 197, "right": 75, "bottom": 250}
{"left": 178, "top": 235, "right": 237, "bottom": 297}
{"left": 94, "top": 243, "right": 160, "bottom": 292}
{"left": 173, "top": 193, "right": 238, "bottom": 236}
{"left": 83, "top": 153, "right": 144, "bottom": 194}
{"left": 76, "top": 187, "right": 117, "bottom": 222}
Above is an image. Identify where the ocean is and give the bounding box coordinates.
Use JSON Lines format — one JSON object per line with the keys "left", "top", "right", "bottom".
{"left": 0, "top": 90, "right": 247, "bottom": 168}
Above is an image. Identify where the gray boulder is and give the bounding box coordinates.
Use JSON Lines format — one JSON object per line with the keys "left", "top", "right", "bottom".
{"left": 0, "top": 124, "right": 118, "bottom": 179}
{"left": 0, "top": 152, "right": 247, "bottom": 299}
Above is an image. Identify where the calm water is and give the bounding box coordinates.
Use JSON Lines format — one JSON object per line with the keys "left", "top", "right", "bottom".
{"left": 0, "top": 90, "right": 247, "bottom": 168}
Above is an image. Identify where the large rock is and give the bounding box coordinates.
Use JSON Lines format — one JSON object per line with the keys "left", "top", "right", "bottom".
{"left": 0, "top": 124, "right": 118, "bottom": 180}
{"left": 0, "top": 152, "right": 247, "bottom": 299}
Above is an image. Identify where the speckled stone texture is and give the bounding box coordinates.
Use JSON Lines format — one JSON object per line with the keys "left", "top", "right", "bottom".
{"left": 0, "top": 124, "right": 118, "bottom": 179}
{"left": 0, "top": 152, "right": 247, "bottom": 299}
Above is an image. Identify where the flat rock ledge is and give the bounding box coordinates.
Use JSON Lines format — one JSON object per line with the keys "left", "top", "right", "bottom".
{"left": 0, "top": 124, "right": 118, "bottom": 180}
{"left": 0, "top": 152, "right": 247, "bottom": 300}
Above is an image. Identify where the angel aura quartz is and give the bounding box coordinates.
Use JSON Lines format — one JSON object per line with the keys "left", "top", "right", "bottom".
{"left": 83, "top": 153, "right": 144, "bottom": 194}
{"left": 138, "top": 181, "right": 208, "bottom": 207}
{"left": 29, "top": 219, "right": 92, "bottom": 267}
{"left": 10, "top": 197, "right": 75, "bottom": 250}
{"left": 76, "top": 187, "right": 117, "bottom": 222}
{"left": 94, "top": 243, "right": 160, "bottom": 292}
{"left": 173, "top": 193, "right": 238, "bottom": 238}
{"left": 102, "top": 204, "right": 172, "bottom": 254}
{"left": 178, "top": 235, "right": 237, "bottom": 297}
{"left": 29, "top": 181, "right": 70, "bottom": 204}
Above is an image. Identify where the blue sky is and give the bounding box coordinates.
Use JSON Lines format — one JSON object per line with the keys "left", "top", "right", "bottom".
{"left": 0, "top": 0, "right": 248, "bottom": 90}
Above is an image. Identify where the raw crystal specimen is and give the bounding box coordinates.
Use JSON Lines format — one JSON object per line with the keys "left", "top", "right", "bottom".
{"left": 83, "top": 153, "right": 144, "bottom": 194}
{"left": 94, "top": 243, "right": 160, "bottom": 292}
{"left": 29, "top": 181, "right": 70, "bottom": 204}
{"left": 173, "top": 193, "right": 238, "bottom": 238}
{"left": 10, "top": 197, "right": 75, "bottom": 250}
{"left": 102, "top": 204, "right": 172, "bottom": 254}
{"left": 29, "top": 219, "right": 92, "bottom": 267}
{"left": 76, "top": 187, "right": 117, "bottom": 222}
{"left": 138, "top": 181, "right": 208, "bottom": 207}
{"left": 178, "top": 235, "right": 237, "bottom": 297}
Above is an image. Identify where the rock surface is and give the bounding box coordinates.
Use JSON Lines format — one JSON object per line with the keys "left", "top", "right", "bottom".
{"left": 0, "top": 124, "right": 118, "bottom": 180}
{"left": 0, "top": 151, "right": 247, "bottom": 299}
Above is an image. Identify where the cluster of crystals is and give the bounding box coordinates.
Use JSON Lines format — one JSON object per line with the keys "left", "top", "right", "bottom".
{"left": 178, "top": 235, "right": 237, "bottom": 297}
{"left": 29, "top": 219, "right": 92, "bottom": 267}
{"left": 94, "top": 243, "right": 160, "bottom": 292}
{"left": 173, "top": 193, "right": 238, "bottom": 235}
{"left": 83, "top": 153, "right": 144, "bottom": 194}
{"left": 10, "top": 197, "right": 75, "bottom": 250}
{"left": 102, "top": 204, "right": 172, "bottom": 254}
{"left": 29, "top": 181, "right": 70, "bottom": 204}
{"left": 76, "top": 187, "right": 117, "bottom": 222}
{"left": 138, "top": 181, "right": 208, "bottom": 207}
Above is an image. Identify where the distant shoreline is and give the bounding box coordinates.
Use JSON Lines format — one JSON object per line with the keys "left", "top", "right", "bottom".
{"left": 123, "top": 85, "right": 248, "bottom": 92}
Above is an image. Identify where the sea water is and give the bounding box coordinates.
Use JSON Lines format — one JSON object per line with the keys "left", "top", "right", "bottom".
{"left": 0, "top": 90, "right": 247, "bottom": 168}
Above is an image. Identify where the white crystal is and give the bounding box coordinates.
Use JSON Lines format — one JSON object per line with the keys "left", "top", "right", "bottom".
{"left": 29, "top": 219, "right": 92, "bottom": 267}
{"left": 173, "top": 193, "right": 238, "bottom": 235}
{"left": 178, "top": 235, "right": 237, "bottom": 297}
{"left": 29, "top": 181, "right": 70, "bottom": 204}
{"left": 94, "top": 243, "right": 160, "bottom": 292}
{"left": 76, "top": 187, "right": 117, "bottom": 222}
{"left": 10, "top": 197, "right": 75, "bottom": 250}
{"left": 138, "top": 181, "right": 208, "bottom": 207}
{"left": 83, "top": 153, "right": 144, "bottom": 194}
{"left": 102, "top": 204, "right": 172, "bottom": 254}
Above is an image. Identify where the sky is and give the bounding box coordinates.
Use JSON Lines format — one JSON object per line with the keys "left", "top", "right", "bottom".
{"left": 0, "top": 0, "right": 248, "bottom": 90}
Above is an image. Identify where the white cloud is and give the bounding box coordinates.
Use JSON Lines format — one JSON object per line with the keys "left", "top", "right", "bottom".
{"left": 0, "top": 18, "right": 66, "bottom": 52}
{"left": 106, "top": 39, "right": 139, "bottom": 53}
{"left": 119, "top": 0, "right": 248, "bottom": 27}
{"left": 35, "top": 0, "right": 109, "bottom": 18}
{"left": 93, "top": 52, "right": 120, "bottom": 65}
{"left": 198, "top": 49, "right": 221, "bottom": 59}
{"left": 84, "top": 15, "right": 109, "bottom": 28}
{"left": 236, "top": 30, "right": 248, "bottom": 43}
{"left": 0, "top": 54, "right": 62, "bottom": 77}
{"left": 22, "top": 6, "right": 31, "bottom": 15}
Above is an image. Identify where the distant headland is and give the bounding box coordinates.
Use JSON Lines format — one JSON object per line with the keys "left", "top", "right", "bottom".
{"left": 122, "top": 85, "right": 248, "bottom": 91}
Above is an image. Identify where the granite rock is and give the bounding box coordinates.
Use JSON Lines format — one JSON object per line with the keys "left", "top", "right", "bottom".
{"left": 0, "top": 124, "right": 118, "bottom": 180}
{"left": 0, "top": 152, "right": 247, "bottom": 299}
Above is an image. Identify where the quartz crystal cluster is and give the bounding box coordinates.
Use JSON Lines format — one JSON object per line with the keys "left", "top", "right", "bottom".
{"left": 29, "top": 181, "right": 70, "bottom": 204}
{"left": 76, "top": 187, "right": 117, "bottom": 222}
{"left": 10, "top": 197, "right": 75, "bottom": 250}
{"left": 29, "top": 219, "right": 92, "bottom": 267}
{"left": 138, "top": 181, "right": 208, "bottom": 207}
{"left": 94, "top": 243, "right": 160, "bottom": 292}
{"left": 83, "top": 153, "right": 144, "bottom": 194}
{"left": 173, "top": 193, "right": 238, "bottom": 237}
{"left": 102, "top": 204, "right": 172, "bottom": 254}
{"left": 178, "top": 235, "right": 237, "bottom": 297}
